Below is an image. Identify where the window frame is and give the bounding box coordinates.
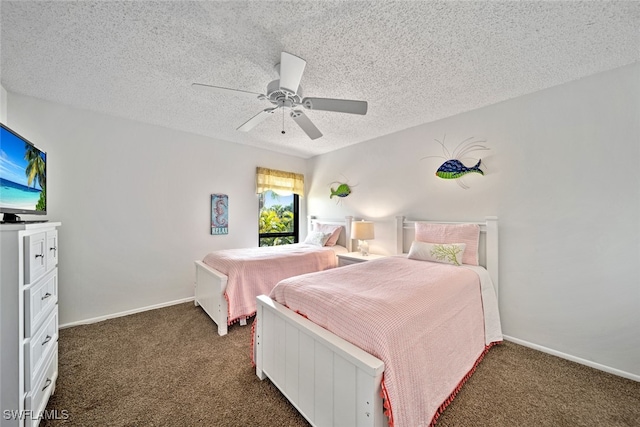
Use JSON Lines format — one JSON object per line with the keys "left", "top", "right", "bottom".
{"left": 258, "top": 193, "right": 299, "bottom": 246}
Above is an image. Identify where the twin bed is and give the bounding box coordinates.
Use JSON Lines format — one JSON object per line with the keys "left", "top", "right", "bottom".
{"left": 254, "top": 216, "right": 501, "bottom": 427}
{"left": 194, "top": 216, "right": 352, "bottom": 335}
{"left": 195, "top": 214, "right": 501, "bottom": 426}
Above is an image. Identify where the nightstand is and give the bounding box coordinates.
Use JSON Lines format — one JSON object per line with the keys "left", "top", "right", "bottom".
{"left": 337, "top": 252, "right": 387, "bottom": 267}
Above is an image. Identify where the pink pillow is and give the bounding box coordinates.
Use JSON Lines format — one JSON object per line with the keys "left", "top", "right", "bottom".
{"left": 414, "top": 222, "right": 480, "bottom": 266}
{"left": 313, "top": 223, "right": 343, "bottom": 247}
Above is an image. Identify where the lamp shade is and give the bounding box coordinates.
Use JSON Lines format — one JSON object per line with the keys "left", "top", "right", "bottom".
{"left": 351, "top": 220, "right": 375, "bottom": 240}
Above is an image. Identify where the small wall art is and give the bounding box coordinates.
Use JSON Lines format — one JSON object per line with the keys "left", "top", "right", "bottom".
{"left": 329, "top": 175, "right": 356, "bottom": 204}
{"left": 421, "top": 135, "right": 490, "bottom": 189}
{"left": 211, "top": 194, "right": 228, "bottom": 235}
{"left": 330, "top": 182, "right": 352, "bottom": 199}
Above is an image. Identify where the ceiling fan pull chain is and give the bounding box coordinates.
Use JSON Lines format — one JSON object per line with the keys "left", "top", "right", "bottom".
{"left": 282, "top": 106, "right": 285, "bottom": 134}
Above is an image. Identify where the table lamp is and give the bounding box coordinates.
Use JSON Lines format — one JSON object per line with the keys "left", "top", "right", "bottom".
{"left": 351, "top": 220, "right": 375, "bottom": 256}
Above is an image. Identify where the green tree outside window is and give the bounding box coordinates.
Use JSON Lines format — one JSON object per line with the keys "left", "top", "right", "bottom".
{"left": 258, "top": 190, "right": 298, "bottom": 246}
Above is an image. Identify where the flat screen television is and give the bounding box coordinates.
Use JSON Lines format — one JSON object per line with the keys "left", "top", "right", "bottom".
{"left": 0, "top": 123, "right": 47, "bottom": 222}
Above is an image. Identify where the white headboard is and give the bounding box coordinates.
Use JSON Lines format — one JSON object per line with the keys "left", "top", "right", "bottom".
{"left": 395, "top": 216, "right": 499, "bottom": 295}
{"left": 308, "top": 215, "right": 353, "bottom": 251}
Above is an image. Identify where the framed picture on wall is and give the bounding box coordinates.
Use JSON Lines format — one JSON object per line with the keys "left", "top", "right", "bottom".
{"left": 211, "top": 194, "right": 228, "bottom": 235}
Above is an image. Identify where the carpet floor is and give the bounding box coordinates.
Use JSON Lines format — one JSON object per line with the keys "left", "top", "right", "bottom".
{"left": 42, "top": 302, "right": 640, "bottom": 427}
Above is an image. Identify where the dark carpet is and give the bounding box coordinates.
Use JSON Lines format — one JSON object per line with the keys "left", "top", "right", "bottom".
{"left": 43, "top": 302, "right": 640, "bottom": 427}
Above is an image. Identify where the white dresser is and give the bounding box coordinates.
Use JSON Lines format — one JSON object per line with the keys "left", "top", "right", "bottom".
{"left": 1, "top": 222, "right": 61, "bottom": 427}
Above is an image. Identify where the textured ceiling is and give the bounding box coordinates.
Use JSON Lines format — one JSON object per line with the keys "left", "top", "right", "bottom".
{"left": 1, "top": 1, "right": 639, "bottom": 158}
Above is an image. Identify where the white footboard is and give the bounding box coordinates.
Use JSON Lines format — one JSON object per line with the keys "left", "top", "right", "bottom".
{"left": 194, "top": 260, "right": 229, "bottom": 336}
{"left": 255, "top": 295, "right": 388, "bottom": 427}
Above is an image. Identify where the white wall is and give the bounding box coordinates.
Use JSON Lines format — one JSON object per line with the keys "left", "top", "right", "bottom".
{"left": 5, "top": 93, "right": 307, "bottom": 326}
{"left": 0, "top": 85, "right": 7, "bottom": 122}
{"left": 307, "top": 63, "right": 640, "bottom": 378}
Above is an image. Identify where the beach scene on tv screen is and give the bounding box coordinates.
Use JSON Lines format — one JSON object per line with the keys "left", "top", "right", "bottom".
{"left": 0, "top": 127, "right": 46, "bottom": 211}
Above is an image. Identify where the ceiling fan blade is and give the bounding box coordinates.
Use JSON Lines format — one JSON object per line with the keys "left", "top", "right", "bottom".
{"left": 301, "top": 97, "right": 368, "bottom": 115}
{"left": 290, "top": 110, "right": 322, "bottom": 140}
{"left": 237, "top": 108, "right": 277, "bottom": 132}
{"left": 192, "top": 83, "right": 264, "bottom": 99}
{"left": 279, "top": 52, "right": 306, "bottom": 95}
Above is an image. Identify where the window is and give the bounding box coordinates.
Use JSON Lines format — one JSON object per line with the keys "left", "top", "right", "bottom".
{"left": 258, "top": 190, "right": 299, "bottom": 246}
{"left": 255, "top": 167, "right": 304, "bottom": 247}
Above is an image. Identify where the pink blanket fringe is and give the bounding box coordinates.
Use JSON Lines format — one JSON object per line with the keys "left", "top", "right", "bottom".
{"left": 430, "top": 341, "right": 501, "bottom": 427}
{"left": 380, "top": 341, "right": 501, "bottom": 427}
{"left": 380, "top": 377, "right": 395, "bottom": 426}
{"left": 225, "top": 292, "right": 256, "bottom": 326}
{"left": 250, "top": 319, "right": 257, "bottom": 367}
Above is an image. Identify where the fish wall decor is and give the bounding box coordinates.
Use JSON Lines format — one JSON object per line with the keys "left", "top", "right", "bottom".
{"left": 422, "top": 136, "right": 490, "bottom": 189}
{"left": 329, "top": 176, "right": 356, "bottom": 204}
{"left": 330, "top": 183, "right": 351, "bottom": 199}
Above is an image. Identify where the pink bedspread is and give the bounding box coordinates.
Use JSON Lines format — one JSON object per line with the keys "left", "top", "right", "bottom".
{"left": 203, "top": 243, "right": 339, "bottom": 325}
{"left": 270, "top": 256, "right": 500, "bottom": 427}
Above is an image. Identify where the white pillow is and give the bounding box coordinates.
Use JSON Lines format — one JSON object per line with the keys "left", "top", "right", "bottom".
{"left": 313, "top": 223, "right": 342, "bottom": 246}
{"left": 407, "top": 241, "right": 466, "bottom": 266}
{"left": 304, "top": 231, "right": 332, "bottom": 246}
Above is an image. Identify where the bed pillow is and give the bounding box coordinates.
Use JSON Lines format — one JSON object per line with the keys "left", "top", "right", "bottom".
{"left": 304, "top": 231, "right": 332, "bottom": 246}
{"left": 313, "top": 223, "right": 343, "bottom": 246}
{"left": 407, "top": 241, "right": 466, "bottom": 266}
{"left": 415, "top": 222, "right": 480, "bottom": 266}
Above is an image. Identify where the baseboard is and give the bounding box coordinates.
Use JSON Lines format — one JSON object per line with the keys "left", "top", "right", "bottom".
{"left": 59, "top": 297, "right": 195, "bottom": 329}
{"left": 503, "top": 335, "right": 639, "bottom": 382}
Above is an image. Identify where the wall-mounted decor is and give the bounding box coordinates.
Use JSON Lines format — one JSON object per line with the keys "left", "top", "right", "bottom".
{"left": 422, "top": 136, "right": 490, "bottom": 189}
{"left": 330, "top": 182, "right": 352, "bottom": 200}
{"left": 329, "top": 174, "right": 355, "bottom": 202}
{"left": 211, "top": 194, "right": 228, "bottom": 235}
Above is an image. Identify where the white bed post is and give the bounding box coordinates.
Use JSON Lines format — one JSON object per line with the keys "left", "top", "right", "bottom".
{"left": 485, "top": 216, "right": 499, "bottom": 298}
{"left": 395, "top": 216, "right": 405, "bottom": 255}
{"left": 345, "top": 215, "right": 353, "bottom": 252}
{"left": 307, "top": 215, "right": 315, "bottom": 239}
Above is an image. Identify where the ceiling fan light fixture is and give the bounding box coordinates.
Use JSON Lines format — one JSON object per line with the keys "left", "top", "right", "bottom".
{"left": 266, "top": 79, "right": 302, "bottom": 105}
{"left": 192, "top": 51, "right": 367, "bottom": 140}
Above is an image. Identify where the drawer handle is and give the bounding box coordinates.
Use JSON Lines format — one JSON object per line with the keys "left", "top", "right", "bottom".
{"left": 35, "top": 253, "right": 44, "bottom": 259}
{"left": 42, "top": 378, "right": 52, "bottom": 391}
{"left": 42, "top": 335, "right": 52, "bottom": 346}
{"left": 41, "top": 292, "right": 52, "bottom": 300}
{"left": 50, "top": 246, "right": 57, "bottom": 252}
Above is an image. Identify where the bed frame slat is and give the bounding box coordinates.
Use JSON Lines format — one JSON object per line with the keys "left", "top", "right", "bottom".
{"left": 334, "top": 354, "right": 357, "bottom": 425}
{"left": 299, "top": 332, "right": 315, "bottom": 418}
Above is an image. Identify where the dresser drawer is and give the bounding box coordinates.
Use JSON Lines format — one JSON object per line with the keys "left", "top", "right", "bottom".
{"left": 24, "top": 232, "right": 47, "bottom": 284}
{"left": 46, "top": 229, "right": 59, "bottom": 269}
{"left": 24, "top": 306, "right": 58, "bottom": 391}
{"left": 25, "top": 345, "right": 58, "bottom": 427}
{"left": 25, "top": 268, "right": 58, "bottom": 338}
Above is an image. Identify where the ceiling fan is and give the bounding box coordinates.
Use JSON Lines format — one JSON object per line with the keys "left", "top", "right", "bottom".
{"left": 192, "top": 52, "right": 368, "bottom": 140}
